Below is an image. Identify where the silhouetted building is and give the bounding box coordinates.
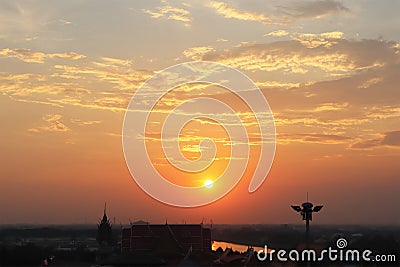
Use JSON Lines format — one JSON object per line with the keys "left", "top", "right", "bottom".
{"left": 121, "top": 223, "right": 211, "bottom": 256}
{"left": 97, "top": 203, "right": 112, "bottom": 245}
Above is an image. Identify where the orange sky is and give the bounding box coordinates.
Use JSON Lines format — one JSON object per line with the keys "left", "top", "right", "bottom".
{"left": 0, "top": 0, "right": 399, "bottom": 225}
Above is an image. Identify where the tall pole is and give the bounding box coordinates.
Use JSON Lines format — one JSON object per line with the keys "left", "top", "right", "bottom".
{"left": 306, "top": 218, "right": 310, "bottom": 234}
{"left": 291, "top": 197, "right": 323, "bottom": 267}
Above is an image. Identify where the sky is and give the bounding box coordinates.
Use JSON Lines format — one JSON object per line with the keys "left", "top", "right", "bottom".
{"left": 0, "top": 0, "right": 399, "bottom": 225}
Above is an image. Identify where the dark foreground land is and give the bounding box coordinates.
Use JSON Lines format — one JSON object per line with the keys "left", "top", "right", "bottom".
{"left": 213, "top": 224, "right": 400, "bottom": 250}
{"left": 0, "top": 224, "right": 399, "bottom": 266}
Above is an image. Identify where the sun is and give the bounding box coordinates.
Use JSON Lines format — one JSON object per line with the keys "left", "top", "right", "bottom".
{"left": 204, "top": 179, "right": 214, "bottom": 189}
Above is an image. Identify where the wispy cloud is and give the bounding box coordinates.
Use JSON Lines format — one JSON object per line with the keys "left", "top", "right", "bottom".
{"left": 202, "top": 41, "right": 356, "bottom": 76}
{"left": 95, "top": 57, "right": 133, "bottom": 68}
{"left": 0, "top": 52, "right": 152, "bottom": 112}
{"left": 70, "top": 118, "right": 102, "bottom": 126}
{"left": 0, "top": 48, "right": 86, "bottom": 63}
{"left": 216, "top": 37, "right": 228, "bottom": 42}
{"left": 278, "top": 0, "right": 350, "bottom": 22}
{"left": 279, "top": 133, "right": 353, "bottom": 144}
{"left": 358, "top": 77, "right": 383, "bottom": 89}
{"left": 293, "top": 31, "right": 344, "bottom": 48}
{"left": 183, "top": 46, "right": 215, "bottom": 60}
{"left": 256, "top": 81, "right": 300, "bottom": 89}
{"left": 142, "top": 3, "right": 191, "bottom": 26}
{"left": 202, "top": 39, "right": 394, "bottom": 80}
{"left": 265, "top": 30, "right": 289, "bottom": 37}
{"left": 28, "top": 114, "right": 70, "bottom": 133}
{"left": 352, "top": 131, "right": 400, "bottom": 149}
{"left": 209, "top": 1, "right": 273, "bottom": 24}
{"left": 209, "top": 0, "right": 349, "bottom": 25}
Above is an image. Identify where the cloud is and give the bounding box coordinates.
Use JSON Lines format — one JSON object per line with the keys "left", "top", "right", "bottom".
{"left": 0, "top": 72, "right": 90, "bottom": 98}
{"left": 272, "top": 101, "right": 398, "bottom": 132}
{"left": 216, "top": 37, "right": 228, "bottom": 42}
{"left": 383, "top": 131, "right": 400, "bottom": 146}
{"left": 209, "top": 1, "right": 273, "bottom": 24}
{"left": 265, "top": 30, "right": 289, "bottom": 37}
{"left": 183, "top": 46, "right": 215, "bottom": 60}
{"left": 142, "top": 4, "right": 191, "bottom": 26}
{"left": 8, "top": 97, "right": 64, "bottom": 108}
{"left": 293, "top": 31, "right": 344, "bottom": 48}
{"left": 358, "top": 77, "right": 383, "bottom": 89}
{"left": 365, "top": 106, "right": 400, "bottom": 120}
{"left": 279, "top": 133, "right": 353, "bottom": 144}
{"left": 269, "top": 73, "right": 400, "bottom": 131}
{"left": 265, "top": 30, "right": 344, "bottom": 48}
{"left": 70, "top": 119, "right": 102, "bottom": 126}
{"left": 268, "top": 95, "right": 352, "bottom": 129}
{"left": 0, "top": 52, "right": 152, "bottom": 112}
{"left": 201, "top": 39, "right": 395, "bottom": 80}
{"left": 98, "top": 57, "right": 133, "bottom": 67}
{"left": 57, "top": 19, "right": 72, "bottom": 25}
{"left": 202, "top": 41, "right": 356, "bottom": 76}
{"left": 256, "top": 81, "right": 300, "bottom": 89}
{"left": 0, "top": 48, "right": 86, "bottom": 63}
{"left": 53, "top": 60, "right": 152, "bottom": 91}
{"left": 48, "top": 98, "right": 128, "bottom": 112}
{"left": 278, "top": 0, "right": 350, "bottom": 22}
{"left": 2, "top": 37, "right": 399, "bottom": 124}
{"left": 28, "top": 114, "right": 70, "bottom": 133}
{"left": 274, "top": 117, "right": 369, "bottom": 128}
{"left": 352, "top": 131, "right": 400, "bottom": 149}
{"left": 313, "top": 102, "right": 349, "bottom": 112}
{"left": 208, "top": 0, "right": 349, "bottom": 25}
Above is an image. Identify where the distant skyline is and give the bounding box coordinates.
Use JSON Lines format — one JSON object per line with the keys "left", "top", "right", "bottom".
{"left": 0, "top": 0, "right": 399, "bottom": 225}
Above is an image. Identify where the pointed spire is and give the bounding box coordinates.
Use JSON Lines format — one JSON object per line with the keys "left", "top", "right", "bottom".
{"left": 102, "top": 202, "right": 108, "bottom": 222}
{"left": 97, "top": 202, "right": 112, "bottom": 245}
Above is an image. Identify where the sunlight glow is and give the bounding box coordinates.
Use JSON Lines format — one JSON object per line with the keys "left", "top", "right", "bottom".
{"left": 204, "top": 179, "right": 214, "bottom": 188}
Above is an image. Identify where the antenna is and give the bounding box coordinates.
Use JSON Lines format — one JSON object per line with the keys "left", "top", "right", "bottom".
{"left": 307, "top": 192, "right": 308, "bottom": 202}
